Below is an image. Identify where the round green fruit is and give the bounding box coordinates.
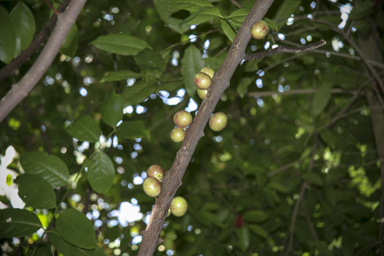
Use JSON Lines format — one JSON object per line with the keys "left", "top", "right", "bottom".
{"left": 200, "top": 67, "right": 214, "bottom": 79}
{"left": 143, "top": 177, "right": 161, "bottom": 197}
{"left": 173, "top": 110, "right": 193, "bottom": 128}
{"left": 209, "top": 112, "right": 228, "bottom": 132}
{"left": 197, "top": 89, "right": 208, "bottom": 100}
{"left": 167, "top": 208, "right": 171, "bottom": 217}
{"left": 194, "top": 72, "right": 212, "bottom": 89}
{"left": 170, "top": 196, "right": 188, "bottom": 217}
{"left": 147, "top": 164, "right": 164, "bottom": 182}
{"left": 251, "top": 20, "right": 269, "bottom": 40}
{"left": 170, "top": 127, "right": 185, "bottom": 142}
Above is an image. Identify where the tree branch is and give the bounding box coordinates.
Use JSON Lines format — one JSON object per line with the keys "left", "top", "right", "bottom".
{"left": 0, "top": 0, "right": 71, "bottom": 82}
{"left": 244, "top": 40, "right": 326, "bottom": 61}
{"left": 247, "top": 88, "right": 361, "bottom": 98}
{"left": 137, "top": 0, "right": 276, "bottom": 255}
{"left": 0, "top": 0, "right": 88, "bottom": 123}
{"left": 284, "top": 139, "right": 318, "bottom": 256}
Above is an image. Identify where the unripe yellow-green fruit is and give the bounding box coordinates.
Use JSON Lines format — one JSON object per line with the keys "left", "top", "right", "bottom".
{"left": 143, "top": 177, "right": 161, "bottom": 197}
{"left": 194, "top": 72, "right": 212, "bottom": 89}
{"left": 209, "top": 112, "right": 228, "bottom": 132}
{"left": 173, "top": 110, "right": 193, "bottom": 128}
{"left": 170, "top": 127, "right": 185, "bottom": 142}
{"left": 170, "top": 196, "right": 188, "bottom": 217}
{"left": 200, "top": 67, "right": 214, "bottom": 79}
{"left": 147, "top": 165, "right": 164, "bottom": 182}
{"left": 251, "top": 20, "right": 269, "bottom": 40}
{"left": 197, "top": 89, "right": 208, "bottom": 99}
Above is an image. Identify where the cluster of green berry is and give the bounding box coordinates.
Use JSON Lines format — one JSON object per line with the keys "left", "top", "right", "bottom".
{"left": 170, "top": 67, "right": 228, "bottom": 142}
{"left": 142, "top": 164, "right": 188, "bottom": 217}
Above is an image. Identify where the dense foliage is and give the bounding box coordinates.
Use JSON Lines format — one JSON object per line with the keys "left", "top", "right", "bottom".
{"left": 0, "top": 0, "right": 384, "bottom": 255}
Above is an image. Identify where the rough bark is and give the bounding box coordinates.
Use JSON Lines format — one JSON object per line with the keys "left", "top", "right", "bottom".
{"left": 0, "top": 0, "right": 88, "bottom": 123}
{"left": 137, "top": 0, "right": 275, "bottom": 255}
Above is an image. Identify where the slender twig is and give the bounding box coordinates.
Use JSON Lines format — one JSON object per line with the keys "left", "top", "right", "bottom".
{"left": 43, "top": 0, "right": 60, "bottom": 15}
{"left": 82, "top": 183, "right": 92, "bottom": 214}
{"left": 244, "top": 40, "right": 326, "bottom": 61}
{"left": 268, "top": 156, "right": 306, "bottom": 177}
{"left": 0, "top": 0, "right": 88, "bottom": 123}
{"left": 284, "top": 139, "right": 318, "bottom": 256}
{"left": 0, "top": 0, "right": 71, "bottom": 81}
{"left": 229, "top": 0, "right": 243, "bottom": 9}
{"left": 247, "top": 88, "right": 361, "bottom": 98}
{"left": 302, "top": 203, "right": 319, "bottom": 241}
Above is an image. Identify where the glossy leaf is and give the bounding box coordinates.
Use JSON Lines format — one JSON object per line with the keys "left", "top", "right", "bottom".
{"left": 100, "top": 70, "right": 142, "bottom": 83}
{"left": 56, "top": 209, "right": 96, "bottom": 249}
{"left": 221, "top": 19, "right": 236, "bottom": 42}
{"left": 243, "top": 210, "right": 268, "bottom": 223}
{"left": 313, "top": 82, "right": 332, "bottom": 116}
{"left": 91, "top": 34, "right": 152, "bottom": 56}
{"left": 302, "top": 172, "right": 324, "bottom": 187}
{"left": 154, "top": 0, "right": 189, "bottom": 33}
{"left": 228, "top": 8, "right": 250, "bottom": 23}
{"left": 66, "top": 115, "right": 101, "bottom": 142}
{"left": 121, "top": 81, "right": 157, "bottom": 107}
{"left": 0, "top": 6, "right": 16, "bottom": 64}
{"left": 26, "top": 244, "right": 52, "bottom": 256}
{"left": 349, "top": 1, "right": 375, "bottom": 20}
{"left": 20, "top": 152, "right": 70, "bottom": 187}
{"left": 0, "top": 208, "right": 42, "bottom": 238}
{"left": 87, "top": 151, "right": 115, "bottom": 194}
{"left": 320, "top": 128, "right": 336, "bottom": 149}
{"left": 235, "top": 226, "right": 250, "bottom": 252}
{"left": 273, "top": 0, "right": 301, "bottom": 28}
{"left": 174, "top": 0, "right": 213, "bottom": 12}
{"left": 181, "top": 45, "right": 205, "bottom": 101}
{"left": 60, "top": 23, "right": 78, "bottom": 57}
{"left": 10, "top": 2, "right": 35, "bottom": 57}
{"left": 49, "top": 229, "right": 106, "bottom": 256}
{"left": 115, "top": 120, "right": 150, "bottom": 140}
{"left": 236, "top": 77, "right": 253, "bottom": 98}
{"left": 15, "top": 174, "right": 56, "bottom": 209}
{"left": 134, "top": 49, "right": 166, "bottom": 73}
{"left": 184, "top": 7, "right": 221, "bottom": 25}
{"left": 101, "top": 90, "right": 123, "bottom": 128}
{"left": 248, "top": 224, "right": 268, "bottom": 238}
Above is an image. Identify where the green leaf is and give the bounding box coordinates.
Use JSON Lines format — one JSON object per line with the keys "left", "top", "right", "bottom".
{"left": 91, "top": 34, "right": 152, "bottom": 56}
{"left": 10, "top": 2, "right": 35, "bottom": 58}
{"left": 100, "top": 70, "right": 142, "bottom": 83}
{"left": 0, "top": 208, "right": 42, "bottom": 238}
{"left": 26, "top": 244, "right": 51, "bottom": 256}
{"left": 0, "top": 6, "right": 16, "bottom": 64}
{"left": 235, "top": 226, "right": 250, "bottom": 252}
{"left": 273, "top": 0, "right": 301, "bottom": 28}
{"left": 243, "top": 59, "right": 261, "bottom": 72}
{"left": 264, "top": 17, "right": 278, "bottom": 33}
{"left": 267, "top": 182, "right": 288, "bottom": 193}
{"left": 248, "top": 224, "right": 268, "bottom": 238}
{"left": 15, "top": 174, "right": 56, "bottom": 209}
{"left": 154, "top": 0, "right": 189, "bottom": 33}
{"left": 60, "top": 23, "right": 78, "bottom": 57}
{"left": 313, "top": 82, "right": 332, "bottom": 116}
{"left": 134, "top": 49, "right": 166, "bottom": 72}
{"left": 157, "top": 81, "right": 184, "bottom": 92}
{"left": 49, "top": 229, "right": 106, "bottom": 256}
{"left": 320, "top": 128, "right": 336, "bottom": 149}
{"left": 66, "top": 115, "right": 101, "bottom": 142}
{"left": 87, "top": 151, "right": 115, "bottom": 194}
{"left": 20, "top": 152, "right": 70, "bottom": 187}
{"left": 314, "top": 241, "right": 334, "bottom": 256}
{"left": 236, "top": 77, "right": 253, "bottom": 98}
{"left": 101, "top": 90, "right": 123, "bottom": 128}
{"left": 353, "top": 19, "right": 371, "bottom": 33}
{"left": 184, "top": 7, "right": 221, "bottom": 25}
{"left": 202, "top": 211, "right": 224, "bottom": 228}
{"left": 228, "top": 8, "right": 250, "bottom": 23}
{"left": 115, "top": 120, "right": 150, "bottom": 140}
{"left": 174, "top": 0, "right": 213, "bottom": 12}
{"left": 121, "top": 81, "right": 157, "bottom": 107}
{"left": 181, "top": 45, "right": 205, "bottom": 101}
{"left": 243, "top": 210, "right": 268, "bottom": 223}
{"left": 56, "top": 209, "right": 96, "bottom": 249}
{"left": 221, "top": 19, "right": 237, "bottom": 42}
{"left": 349, "top": 1, "right": 375, "bottom": 20}
{"left": 302, "top": 172, "right": 324, "bottom": 187}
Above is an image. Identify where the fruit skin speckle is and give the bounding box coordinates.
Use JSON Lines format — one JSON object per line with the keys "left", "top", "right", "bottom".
{"left": 170, "top": 127, "right": 185, "bottom": 142}
{"left": 194, "top": 72, "right": 212, "bottom": 89}
{"left": 173, "top": 110, "right": 193, "bottom": 128}
{"left": 209, "top": 112, "right": 228, "bottom": 132}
